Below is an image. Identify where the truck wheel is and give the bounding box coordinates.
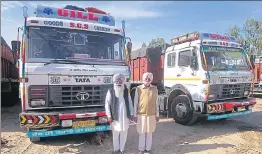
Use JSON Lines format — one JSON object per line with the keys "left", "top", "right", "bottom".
{"left": 171, "top": 95, "right": 197, "bottom": 126}
{"left": 30, "top": 137, "right": 41, "bottom": 143}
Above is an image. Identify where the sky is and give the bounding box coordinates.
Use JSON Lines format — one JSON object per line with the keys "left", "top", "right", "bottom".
{"left": 1, "top": 1, "right": 262, "bottom": 50}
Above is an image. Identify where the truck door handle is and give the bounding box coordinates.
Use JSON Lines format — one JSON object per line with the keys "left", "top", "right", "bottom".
{"left": 177, "top": 74, "right": 181, "bottom": 77}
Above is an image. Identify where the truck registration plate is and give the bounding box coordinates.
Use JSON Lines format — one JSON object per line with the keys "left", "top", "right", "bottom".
{"left": 72, "top": 120, "right": 96, "bottom": 128}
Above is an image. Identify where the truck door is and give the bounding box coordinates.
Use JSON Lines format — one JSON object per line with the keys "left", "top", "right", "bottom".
{"left": 164, "top": 47, "right": 201, "bottom": 89}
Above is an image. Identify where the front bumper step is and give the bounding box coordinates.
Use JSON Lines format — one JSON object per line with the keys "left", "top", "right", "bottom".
{"left": 28, "top": 125, "right": 111, "bottom": 138}
{"left": 207, "top": 110, "right": 252, "bottom": 120}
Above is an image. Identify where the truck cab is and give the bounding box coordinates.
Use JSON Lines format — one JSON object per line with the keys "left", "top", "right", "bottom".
{"left": 15, "top": 5, "right": 132, "bottom": 142}
{"left": 159, "top": 32, "right": 256, "bottom": 125}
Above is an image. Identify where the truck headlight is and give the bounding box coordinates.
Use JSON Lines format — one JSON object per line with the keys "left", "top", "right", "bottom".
{"left": 208, "top": 94, "right": 216, "bottom": 100}
{"left": 98, "top": 116, "right": 108, "bottom": 124}
{"left": 30, "top": 99, "right": 46, "bottom": 107}
{"left": 244, "top": 91, "right": 250, "bottom": 96}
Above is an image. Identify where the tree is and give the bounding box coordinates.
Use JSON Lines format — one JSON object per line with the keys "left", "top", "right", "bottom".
{"left": 243, "top": 19, "right": 262, "bottom": 55}
{"left": 227, "top": 25, "right": 244, "bottom": 44}
{"left": 148, "top": 38, "right": 166, "bottom": 46}
{"left": 142, "top": 42, "right": 147, "bottom": 47}
{"left": 227, "top": 18, "right": 262, "bottom": 55}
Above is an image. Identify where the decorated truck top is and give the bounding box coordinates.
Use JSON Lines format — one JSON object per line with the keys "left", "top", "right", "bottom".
{"left": 27, "top": 5, "right": 122, "bottom": 35}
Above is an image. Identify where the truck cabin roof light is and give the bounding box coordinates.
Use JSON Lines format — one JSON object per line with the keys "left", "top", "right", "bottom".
{"left": 30, "top": 20, "right": 39, "bottom": 23}
{"left": 171, "top": 32, "right": 199, "bottom": 45}
{"left": 114, "top": 29, "right": 120, "bottom": 32}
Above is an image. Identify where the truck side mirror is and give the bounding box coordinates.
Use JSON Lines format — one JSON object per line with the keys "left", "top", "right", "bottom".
{"left": 190, "top": 53, "right": 198, "bottom": 70}
{"left": 127, "top": 42, "right": 132, "bottom": 52}
{"left": 11, "top": 40, "right": 21, "bottom": 53}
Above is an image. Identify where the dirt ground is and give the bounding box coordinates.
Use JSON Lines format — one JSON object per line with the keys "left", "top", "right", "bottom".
{"left": 2, "top": 99, "right": 262, "bottom": 154}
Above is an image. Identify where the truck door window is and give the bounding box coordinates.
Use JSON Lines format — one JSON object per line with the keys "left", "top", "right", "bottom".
{"left": 114, "top": 41, "right": 122, "bottom": 60}
{"left": 167, "top": 52, "right": 176, "bottom": 67}
{"left": 178, "top": 50, "right": 191, "bottom": 67}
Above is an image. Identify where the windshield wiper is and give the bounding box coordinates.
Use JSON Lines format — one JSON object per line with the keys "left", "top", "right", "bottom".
{"left": 44, "top": 59, "right": 87, "bottom": 66}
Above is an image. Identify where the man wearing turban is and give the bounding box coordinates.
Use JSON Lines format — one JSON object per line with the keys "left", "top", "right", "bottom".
{"left": 133, "top": 72, "right": 159, "bottom": 154}
{"left": 105, "top": 73, "right": 134, "bottom": 154}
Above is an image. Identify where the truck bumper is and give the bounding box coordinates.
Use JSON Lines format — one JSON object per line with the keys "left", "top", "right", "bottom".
{"left": 19, "top": 109, "right": 110, "bottom": 138}
{"left": 207, "top": 110, "right": 251, "bottom": 120}
{"left": 28, "top": 125, "right": 110, "bottom": 138}
{"left": 205, "top": 98, "right": 256, "bottom": 120}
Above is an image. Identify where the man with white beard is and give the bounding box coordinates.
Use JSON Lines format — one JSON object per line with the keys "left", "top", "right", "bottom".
{"left": 105, "top": 73, "right": 134, "bottom": 154}
{"left": 133, "top": 72, "right": 159, "bottom": 154}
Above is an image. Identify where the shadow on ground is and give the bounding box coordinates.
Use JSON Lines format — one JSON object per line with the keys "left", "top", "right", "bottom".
{"left": 2, "top": 102, "right": 262, "bottom": 154}
{"left": 23, "top": 111, "right": 262, "bottom": 154}
{"left": 1, "top": 103, "right": 25, "bottom": 133}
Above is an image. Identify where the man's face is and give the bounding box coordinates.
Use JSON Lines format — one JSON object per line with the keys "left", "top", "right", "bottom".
{"left": 114, "top": 78, "right": 123, "bottom": 87}
{"left": 143, "top": 76, "right": 151, "bottom": 87}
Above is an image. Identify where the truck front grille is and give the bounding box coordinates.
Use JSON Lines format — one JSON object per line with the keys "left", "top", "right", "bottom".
{"left": 49, "top": 85, "right": 112, "bottom": 107}
{"left": 209, "top": 83, "right": 251, "bottom": 100}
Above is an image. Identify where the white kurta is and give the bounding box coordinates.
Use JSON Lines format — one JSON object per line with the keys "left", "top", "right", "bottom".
{"left": 134, "top": 84, "right": 159, "bottom": 134}
{"left": 105, "top": 90, "right": 134, "bottom": 132}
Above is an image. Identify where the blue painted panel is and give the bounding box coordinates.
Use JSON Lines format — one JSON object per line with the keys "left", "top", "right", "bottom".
{"left": 36, "top": 5, "right": 115, "bottom": 26}
{"left": 28, "top": 125, "right": 111, "bottom": 138}
{"left": 207, "top": 110, "right": 252, "bottom": 120}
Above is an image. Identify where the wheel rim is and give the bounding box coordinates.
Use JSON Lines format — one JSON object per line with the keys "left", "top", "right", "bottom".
{"left": 175, "top": 103, "right": 187, "bottom": 119}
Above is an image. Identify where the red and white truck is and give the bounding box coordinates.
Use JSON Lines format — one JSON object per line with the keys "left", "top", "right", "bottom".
{"left": 1, "top": 37, "right": 20, "bottom": 107}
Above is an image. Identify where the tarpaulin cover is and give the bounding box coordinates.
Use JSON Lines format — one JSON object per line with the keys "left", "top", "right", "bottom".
{"left": 131, "top": 46, "right": 162, "bottom": 62}
{"left": 1, "top": 37, "right": 11, "bottom": 51}
{"left": 85, "top": 7, "right": 107, "bottom": 14}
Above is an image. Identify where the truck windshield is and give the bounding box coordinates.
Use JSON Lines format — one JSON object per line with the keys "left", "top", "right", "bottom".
{"left": 201, "top": 46, "right": 249, "bottom": 71}
{"left": 27, "top": 27, "right": 125, "bottom": 64}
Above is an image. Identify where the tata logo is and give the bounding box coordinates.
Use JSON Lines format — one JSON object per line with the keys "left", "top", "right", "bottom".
{"left": 43, "top": 8, "right": 53, "bottom": 15}
{"left": 75, "top": 77, "right": 91, "bottom": 83}
{"left": 76, "top": 92, "right": 90, "bottom": 101}
{"left": 229, "top": 89, "right": 235, "bottom": 95}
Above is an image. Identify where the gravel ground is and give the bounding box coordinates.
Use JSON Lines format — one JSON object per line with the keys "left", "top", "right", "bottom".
{"left": 2, "top": 99, "right": 262, "bottom": 154}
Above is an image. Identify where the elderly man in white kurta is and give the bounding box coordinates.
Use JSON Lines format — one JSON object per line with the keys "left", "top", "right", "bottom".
{"left": 105, "top": 73, "right": 134, "bottom": 154}
{"left": 134, "top": 72, "right": 159, "bottom": 154}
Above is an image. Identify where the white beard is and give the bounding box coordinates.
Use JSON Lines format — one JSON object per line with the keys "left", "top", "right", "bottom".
{"left": 114, "top": 84, "right": 124, "bottom": 98}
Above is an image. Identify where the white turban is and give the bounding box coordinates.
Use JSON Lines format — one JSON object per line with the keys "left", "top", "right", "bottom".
{"left": 142, "top": 72, "right": 153, "bottom": 84}
{"left": 113, "top": 73, "right": 125, "bottom": 85}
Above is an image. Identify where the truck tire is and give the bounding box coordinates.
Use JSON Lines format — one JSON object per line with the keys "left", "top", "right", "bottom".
{"left": 171, "top": 95, "right": 197, "bottom": 126}
{"left": 30, "top": 137, "right": 41, "bottom": 143}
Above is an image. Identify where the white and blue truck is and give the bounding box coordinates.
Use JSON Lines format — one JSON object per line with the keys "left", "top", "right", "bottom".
{"left": 14, "top": 5, "right": 132, "bottom": 142}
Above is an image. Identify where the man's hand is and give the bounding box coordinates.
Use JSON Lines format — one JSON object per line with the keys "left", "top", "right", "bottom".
{"left": 133, "top": 116, "right": 138, "bottom": 123}
{"left": 130, "top": 116, "right": 134, "bottom": 121}
{"left": 156, "top": 117, "right": 159, "bottom": 122}
{"left": 108, "top": 117, "right": 113, "bottom": 123}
